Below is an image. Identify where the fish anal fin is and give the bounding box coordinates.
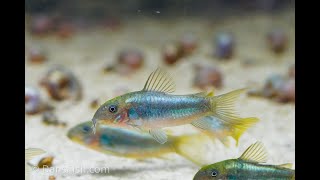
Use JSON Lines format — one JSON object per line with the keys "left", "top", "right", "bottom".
{"left": 149, "top": 129, "right": 168, "bottom": 144}
{"left": 238, "top": 141, "right": 268, "bottom": 163}
{"left": 142, "top": 68, "right": 175, "bottom": 93}
{"left": 191, "top": 118, "right": 212, "bottom": 130}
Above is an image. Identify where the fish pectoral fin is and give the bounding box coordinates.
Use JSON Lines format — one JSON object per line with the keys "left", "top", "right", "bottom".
{"left": 190, "top": 117, "right": 212, "bottom": 130}
{"left": 149, "top": 129, "right": 168, "bottom": 144}
{"left": 277, "top": 163, "right": 293, "bottom": 169}
{"left": 238, "top": 141, "right": 268, "bottom": 163}
{"left": 142, "top": 68, "right": 175, "bottom": 93}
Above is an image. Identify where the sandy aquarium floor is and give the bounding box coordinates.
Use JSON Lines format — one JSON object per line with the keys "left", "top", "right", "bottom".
{"left": 25, "top": 11, "right": 295, "bottom": 180}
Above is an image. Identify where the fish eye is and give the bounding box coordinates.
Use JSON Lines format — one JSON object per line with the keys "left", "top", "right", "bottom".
{"left": 82, "top": 126, "right": 91, "bottom": 133}
{"left": 108, "top": 105, "right": 117, "bottom": 113}
{"left": 211, "top": 170, "right": 218, "bottom": 177}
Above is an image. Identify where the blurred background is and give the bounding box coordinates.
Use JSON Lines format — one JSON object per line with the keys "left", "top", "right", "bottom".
{"left": 25, "top": 1, "right": 295, "bottom": 180}
{"left": 25, "top": 0, "right": 294, "bottom": 17}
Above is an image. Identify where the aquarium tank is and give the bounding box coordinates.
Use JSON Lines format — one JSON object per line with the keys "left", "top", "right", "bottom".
{"left": 25, "top": 1, "right": 295, "bottom": 180}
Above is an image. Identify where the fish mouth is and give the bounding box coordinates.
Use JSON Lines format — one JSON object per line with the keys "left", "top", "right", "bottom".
{"left": 67, "top": 131, "right": 73, "bottom": 139}
{"left": 67, "top": 130, "right": 81, "bottom": 143}
{"left": 68, "top": 135, "right": 81, "bottom": 143}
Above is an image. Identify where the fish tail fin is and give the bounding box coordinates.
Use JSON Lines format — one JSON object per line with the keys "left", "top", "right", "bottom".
{"left": 209, "top": 88, "right": 246, "bottom": 122}
{"left": 217, "top": 137, "right": 231, "bottom": 147}
{"left": 170, "top": 134, "right": 209, "bottom": 166}
{"left": 200, "top": 130, "right": 232, "bottom": 147}
{"left": 191, "top": 88, "right": 259, "bottom": 146}
{"left": 197, "top": 117, "right": 258, "bottom": 147}
{"left": 210, "top": 88, "right": 259, "bottom": 145}
{"left": 231, "top": 117, "right": 259, "bottom": 146}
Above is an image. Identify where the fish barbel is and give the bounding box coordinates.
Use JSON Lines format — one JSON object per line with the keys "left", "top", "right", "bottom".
{"left": 92, "top": 68, "right": 259, "bottom": 144}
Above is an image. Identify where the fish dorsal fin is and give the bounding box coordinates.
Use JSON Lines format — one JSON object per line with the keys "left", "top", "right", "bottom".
{"left": 142, "top": 68, "right": 175, "bottom": 93}
{"left": 277, "top": 163, "right": 293, "bottom": 169}
{"left": 238, "top": 141, "right": 268, "bottom": 163}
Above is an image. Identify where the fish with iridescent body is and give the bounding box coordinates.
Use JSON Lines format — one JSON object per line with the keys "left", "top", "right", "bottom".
{"left": 193, "top": 141, "right": 295, "bottom": 180}
{"left": 92, "top": 68, "right": 259, "bottom": 144}
{"left": 68, "top": 121, "right": 212, "bottom": 165}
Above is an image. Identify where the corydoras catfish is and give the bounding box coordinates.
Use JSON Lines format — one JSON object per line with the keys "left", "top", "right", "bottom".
{"left": 92, "top": 68, "right": 259, "bottom": 144}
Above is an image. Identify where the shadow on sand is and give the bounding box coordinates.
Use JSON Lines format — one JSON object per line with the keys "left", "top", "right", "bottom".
{"left": 91, "top": 162, "right": 195, "bottom": 177}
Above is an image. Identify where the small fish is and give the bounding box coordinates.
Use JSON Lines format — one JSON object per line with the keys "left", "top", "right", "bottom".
{"left": 68, "top": 121, "right": 211, "bottom": 165}
{"left": 92, "top": 68, "right": 259, "bottom": 144}
{"left": 193, "top": 141, "right": 295, "bottom": 180}
{"left": 25, "top": 148, "right": 46, "bottom": 180}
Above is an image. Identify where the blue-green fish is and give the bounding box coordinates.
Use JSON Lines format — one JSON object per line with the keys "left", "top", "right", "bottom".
{"left": 68, "top": 121, "right": 212, "bottom": 165}
{"left": 92, "top": 68, "right": 259, "bottom": 144}
{"left": 193, "top": 141, "right": 295, "bottom": 180}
